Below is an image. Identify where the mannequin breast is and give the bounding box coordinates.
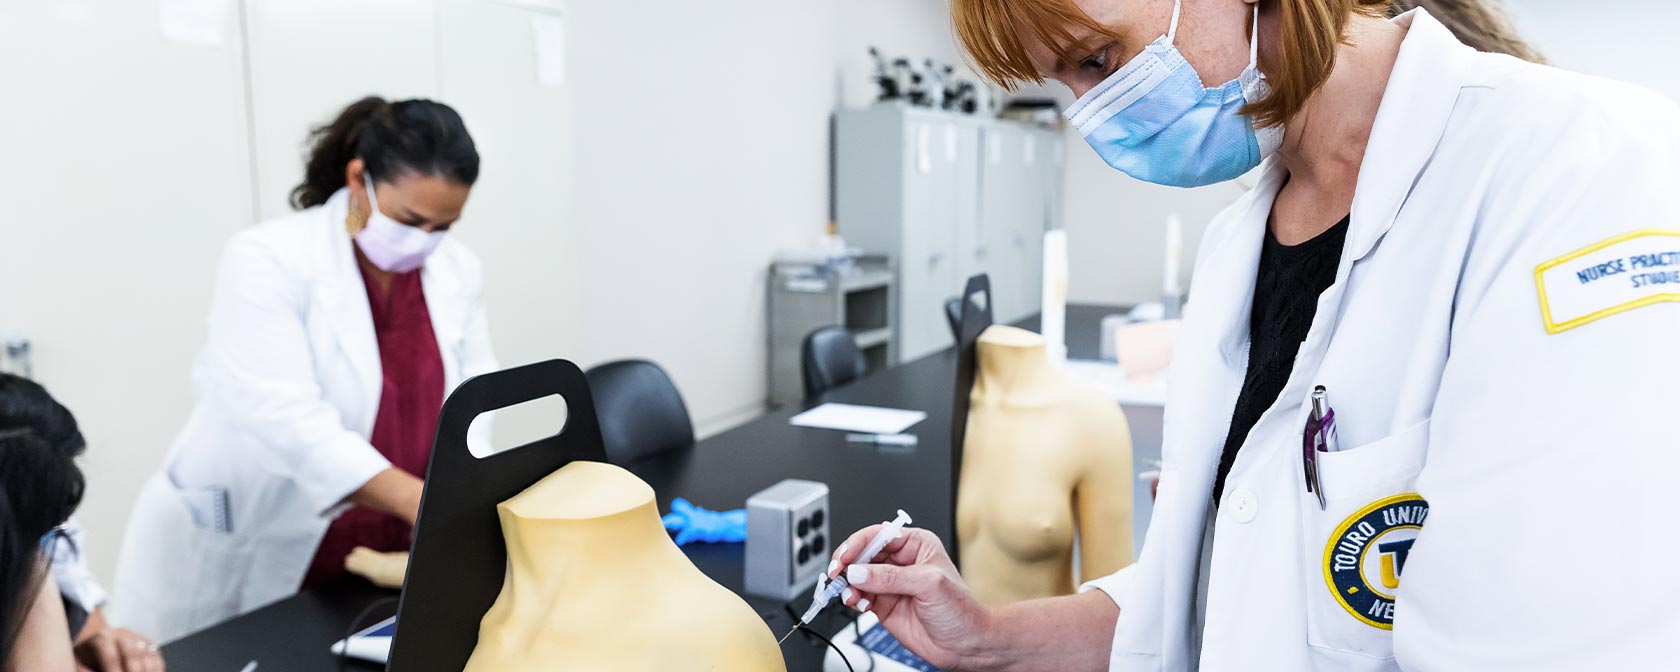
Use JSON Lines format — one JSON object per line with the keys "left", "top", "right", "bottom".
{"left": 464, "top": 461, "right": 785, "bottom": 672}
{"left": 957, "top": 403, "right": 1084, "bottom": 604}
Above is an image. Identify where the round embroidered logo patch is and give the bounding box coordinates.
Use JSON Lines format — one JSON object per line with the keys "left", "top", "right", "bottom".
{"left": 1322, "top": 493, "right": 1429, "bottom": 629}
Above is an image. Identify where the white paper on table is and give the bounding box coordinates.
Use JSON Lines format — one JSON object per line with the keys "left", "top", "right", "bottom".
{"left": 789, "top": 403, "right": 927, "bottom": 435}
{"left": 159, "top": 0, "right": 230, "bottom": 46}
{"left": 530, "top": 14, "right": 567, "bottom": 87}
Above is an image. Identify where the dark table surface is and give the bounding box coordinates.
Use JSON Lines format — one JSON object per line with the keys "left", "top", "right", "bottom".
{"left": 162, "top": 304, "right": 1156, "bottom": 671}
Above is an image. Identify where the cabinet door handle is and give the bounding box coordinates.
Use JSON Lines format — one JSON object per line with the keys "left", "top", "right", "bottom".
{"left": 928, "top": 252, "right": 946, "bottom": 266}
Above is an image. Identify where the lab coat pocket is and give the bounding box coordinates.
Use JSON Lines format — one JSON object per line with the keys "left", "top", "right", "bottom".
{"left": 130, "top": 472, "right": 254, "bottom": 639}
{"left": 1301, "top": 418, "right": 1431, "bottom": 663}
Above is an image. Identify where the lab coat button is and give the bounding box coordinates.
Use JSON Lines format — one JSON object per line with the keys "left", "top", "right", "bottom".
{"left": 1229, "top": 489, "right": 1258, "bottom": 523}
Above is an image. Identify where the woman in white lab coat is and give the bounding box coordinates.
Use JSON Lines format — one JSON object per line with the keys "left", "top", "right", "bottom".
{"left": 112, "top": 97, "right": 497, "bottom": 642}
{"left": 831, "top": 0, "right": 1679, "bottom": 670}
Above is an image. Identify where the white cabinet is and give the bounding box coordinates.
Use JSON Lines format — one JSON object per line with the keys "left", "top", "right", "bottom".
{"left": 836, "top": 105, "right": 1063, "bottom": 362}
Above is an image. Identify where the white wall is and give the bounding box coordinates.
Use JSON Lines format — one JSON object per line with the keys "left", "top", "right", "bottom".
{"left": 566, "top": 0, "right": 965, "bottom": 435}
{"left": 0, "top": 0, "right": 253, "bottom": 586}
{"left": 1060, "top": 0, "right": 1680, "bottom": 307}
{"left": 1506, "top": 0, "right": 1679, "bottom": 100}
{"left": 437, "top": 0, "right": 581, "bottom": 426}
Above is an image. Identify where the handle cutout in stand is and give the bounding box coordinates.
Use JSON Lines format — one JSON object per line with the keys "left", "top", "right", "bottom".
{"left": 467, "top": 393, "right": 570, "bottom": 459}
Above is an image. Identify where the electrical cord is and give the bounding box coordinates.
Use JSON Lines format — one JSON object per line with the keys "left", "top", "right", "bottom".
{"left": 797, "top": 623, "right": 854, "bottom": 672}
{"left": 780, "top": 601, "right": 875, "bottom": 672}
{"left": 338, "top": 596, "right": 399, "bottom": 672}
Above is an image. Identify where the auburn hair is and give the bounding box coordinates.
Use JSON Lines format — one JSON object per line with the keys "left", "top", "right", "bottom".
{"left": 954, "top": 0, "right": 1392, "bottom": 128}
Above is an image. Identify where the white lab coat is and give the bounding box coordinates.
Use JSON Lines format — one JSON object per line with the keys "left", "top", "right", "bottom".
{"left": 111, "top": 188, "right": 497, "bottom": 643}
{"left": 1084, "top": 9, "right": 1680, "bottom": 671}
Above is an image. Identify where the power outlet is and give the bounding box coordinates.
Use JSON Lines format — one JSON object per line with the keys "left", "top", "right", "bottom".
{"left": 744, "top": 479, "right": 830, "bottom": 602}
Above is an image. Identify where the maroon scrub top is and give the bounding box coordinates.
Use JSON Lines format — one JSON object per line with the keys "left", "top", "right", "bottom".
{"left": 302, "top": 260, "right": 444, "bottom": 590}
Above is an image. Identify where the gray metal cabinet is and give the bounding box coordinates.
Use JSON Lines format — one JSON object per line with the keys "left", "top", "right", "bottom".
{"left": 766, "top": 260, "right": 895, "bottom": 406}
{"left": 837, "top": 104, "right": 1064, "bottom": 362}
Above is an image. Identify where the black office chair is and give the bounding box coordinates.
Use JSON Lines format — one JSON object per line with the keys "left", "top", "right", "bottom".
{"left": 944, "top": 297, "right": 963, "bottom": 342}
{"left": 583, "top": 359, "right": 695, "bottom": 465}
{"left": 802, "top": 326, "right": 868, "bottom": 399}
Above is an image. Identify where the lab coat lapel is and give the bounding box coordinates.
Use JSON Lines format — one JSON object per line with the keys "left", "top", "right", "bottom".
{"left": 1275, "top": 9, "right": 1473, "bottom": 415}
{"left": 421, "top": 255, "right": 465, "bottom": 392}
{"left": 317, "top": 191, "right": 384, "bottom": 425}
{"left": 1246, "top": 10, "right": 1473, "bottom": 450}
{"left": 1345, "top": 9, "right": 1473, "bottom": 267}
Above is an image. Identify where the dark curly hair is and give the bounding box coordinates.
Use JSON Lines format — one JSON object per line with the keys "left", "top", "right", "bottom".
{"left": 290, "top": 96, "right": 481, "bottom": 210}
{"left": 0, "top": 374, "right": 86, "bottom": 660}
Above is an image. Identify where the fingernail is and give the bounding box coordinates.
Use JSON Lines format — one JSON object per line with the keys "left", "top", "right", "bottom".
{"left": 836, "top": 543, "right": 848, "bottom": 559}
{"left": 827, "top": 559, "right": 839, "bottom": 575}
{"left": 848, "top": 565, "right": 869, "bottom": 585}
{"left": 842, "top": 587, "right": 854, "bottom": 602}
{"left": 858, "top": 598, "right": 871, "bottom": 611}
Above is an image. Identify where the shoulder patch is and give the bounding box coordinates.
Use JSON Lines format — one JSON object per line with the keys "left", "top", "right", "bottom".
{"left": 1535, "top": 228, "right": 1680, "bottom": 334}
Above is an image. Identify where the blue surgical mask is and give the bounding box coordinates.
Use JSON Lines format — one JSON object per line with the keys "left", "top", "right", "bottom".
{"left": 1064, "top": 0, "right": 1282, "bottom": 187}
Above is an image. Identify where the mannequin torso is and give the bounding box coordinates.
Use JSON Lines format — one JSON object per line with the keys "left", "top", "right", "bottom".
{"left": 465, "top": 461, "right": 784, "bottom": 671}
{"left": 956, "top": 326, "right": 1134, "bottom": 606}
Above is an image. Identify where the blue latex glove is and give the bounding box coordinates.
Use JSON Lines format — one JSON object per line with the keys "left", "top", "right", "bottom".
{"left": 661, "top": 497, "right": 747, "bottom": 545}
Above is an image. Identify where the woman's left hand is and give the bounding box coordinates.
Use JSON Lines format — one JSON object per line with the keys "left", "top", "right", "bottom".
{"left": 74, "top": 626, "right": 164, "bottom": 672}
{"left": 345, "top": 546, "right": 410, "bottom": 589}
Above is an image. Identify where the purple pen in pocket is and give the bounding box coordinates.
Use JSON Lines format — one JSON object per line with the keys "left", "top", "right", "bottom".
{"left": 1303, "top": 386, "right": 1338, "bottom": 510}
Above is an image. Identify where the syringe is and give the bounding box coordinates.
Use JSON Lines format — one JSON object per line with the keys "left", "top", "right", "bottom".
{"left": 779, "top": 509, "right": 913, "bottom": 643}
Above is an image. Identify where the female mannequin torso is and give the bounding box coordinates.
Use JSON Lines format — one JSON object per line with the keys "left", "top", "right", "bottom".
{"left": 956, "top": 326, "right": 1134, "bottom": 606}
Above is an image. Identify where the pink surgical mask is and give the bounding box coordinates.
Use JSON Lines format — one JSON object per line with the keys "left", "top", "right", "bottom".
{"left": 355, "top": 176, "right": 445, "bottom": 273}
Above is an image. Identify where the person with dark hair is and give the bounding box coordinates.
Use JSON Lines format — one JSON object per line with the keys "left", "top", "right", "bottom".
{"left": 0, "top": 374, "right": 165, "bottom": 671}
{"left": 111, "top": 97, "right": 498, "bottom": 642}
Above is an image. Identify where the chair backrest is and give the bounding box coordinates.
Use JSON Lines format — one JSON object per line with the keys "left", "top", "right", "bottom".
{"left": 950, "top": 274, "right": 993, "bottom": 569}
{"left": 801, "top": 325, "right": 867, "bottom": 398}
{"left": 583, "top": 359, "right": 695, "bottom": 464}
{"left": 944, "top": 297, "right": 963, "bottom": 342}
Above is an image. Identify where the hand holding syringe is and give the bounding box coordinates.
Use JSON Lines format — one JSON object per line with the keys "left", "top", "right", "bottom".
{"left": 805, "top": 513, "right": 1000, "bottom": 670}
{"left": 778, "top": 509, "right": 913, "bottom": 642}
